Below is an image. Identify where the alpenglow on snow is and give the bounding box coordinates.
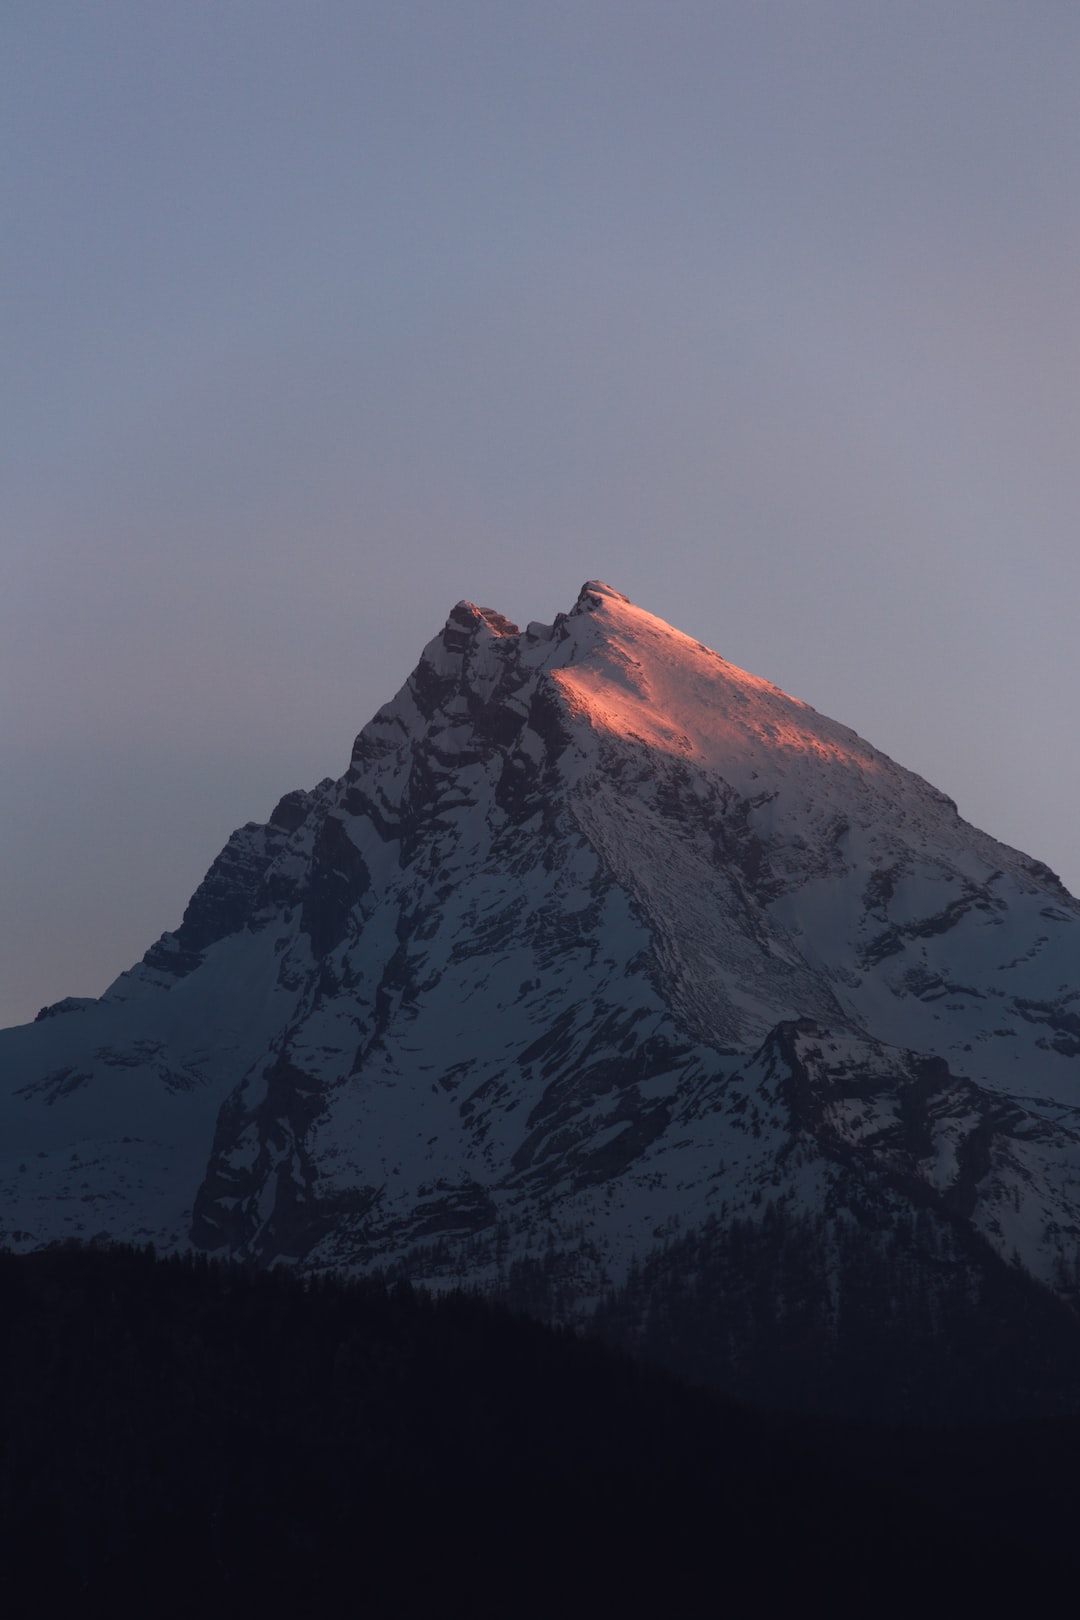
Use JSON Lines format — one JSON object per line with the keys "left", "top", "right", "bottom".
{"left": 4, "top": 582, "right": 1080, "bottom": 1415}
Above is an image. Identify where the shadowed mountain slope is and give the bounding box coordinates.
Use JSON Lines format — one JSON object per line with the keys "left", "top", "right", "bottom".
{"left": 4, "top": 582, "right": 1079, "bottom": 1416}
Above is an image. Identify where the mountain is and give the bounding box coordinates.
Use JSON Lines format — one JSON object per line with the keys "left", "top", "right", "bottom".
{"left": 4, "top": 581, "right": 1080, "bottom": 1416}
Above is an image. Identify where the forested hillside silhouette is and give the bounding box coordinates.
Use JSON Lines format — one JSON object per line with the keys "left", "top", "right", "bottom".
{"left": 1, "top": 1242, "right": 1075, "bottom": 1613}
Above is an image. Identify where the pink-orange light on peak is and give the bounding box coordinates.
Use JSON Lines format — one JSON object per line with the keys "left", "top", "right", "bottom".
{"left": 550, "top": 660, "right": 885, "bottom": 780}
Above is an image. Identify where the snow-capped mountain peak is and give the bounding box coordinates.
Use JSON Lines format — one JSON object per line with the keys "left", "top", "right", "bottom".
{"left": 3, "top": 581, "right": 1079, "bottom": 1416}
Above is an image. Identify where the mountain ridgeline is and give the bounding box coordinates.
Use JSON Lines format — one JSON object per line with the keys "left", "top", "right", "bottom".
{"left": 4, "top": 581, "right": 1080, "bottom": 1419}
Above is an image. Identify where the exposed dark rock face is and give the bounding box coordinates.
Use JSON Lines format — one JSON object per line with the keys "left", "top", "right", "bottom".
{"left": 139, "top": 783, "right": 329, "bottom": 981}
{"left": 33, "top": 996, "right": 95, "bottom": 1022}
{"left": 4, "top": 582, "right": 1080, "bottom": 1420}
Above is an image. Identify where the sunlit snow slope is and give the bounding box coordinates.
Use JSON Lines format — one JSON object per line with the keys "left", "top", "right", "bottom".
{"left": 3, "top": 581, "right": 1079, "bottom": 1410}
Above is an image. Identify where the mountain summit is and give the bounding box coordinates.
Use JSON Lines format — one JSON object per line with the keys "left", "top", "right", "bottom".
{"left": 4, "top": 582, "right": 1080, "bottom": 1414}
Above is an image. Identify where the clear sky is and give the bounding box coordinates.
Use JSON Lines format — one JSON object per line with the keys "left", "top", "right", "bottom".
{"left": 3, "top": 2, "right": 1079, "bottom": 1028}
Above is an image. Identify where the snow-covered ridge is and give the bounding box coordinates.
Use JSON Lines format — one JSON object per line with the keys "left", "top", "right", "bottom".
{"left": 2, "top": 579, "right": 1079, "bottom": 1414}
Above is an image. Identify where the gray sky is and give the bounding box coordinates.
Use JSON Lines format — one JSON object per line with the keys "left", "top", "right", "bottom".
{"left": 4, "top": 1, "right": 1079, "bottom": 1027}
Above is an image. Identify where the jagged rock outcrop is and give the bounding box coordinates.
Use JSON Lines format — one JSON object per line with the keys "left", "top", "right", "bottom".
{"left": 3, "top": 581, "right": 1080, "bottom": 1414}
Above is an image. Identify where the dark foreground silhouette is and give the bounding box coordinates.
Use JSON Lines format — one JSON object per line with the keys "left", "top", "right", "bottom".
{"left": 1, "top": 1243, "right": 1076, "bottom": 1614}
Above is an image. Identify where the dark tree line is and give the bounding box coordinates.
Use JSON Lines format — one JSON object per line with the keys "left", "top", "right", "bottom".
{"left": 591, "top": 1195, "right": 1080, "bottom": 1423}
{"left": 0, "top": 1241, "right": 1077, "bottom": 1614}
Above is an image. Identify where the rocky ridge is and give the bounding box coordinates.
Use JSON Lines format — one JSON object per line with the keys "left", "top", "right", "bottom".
{"left": 3, "top": 581, "right": 1080, "bottom": 1414}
